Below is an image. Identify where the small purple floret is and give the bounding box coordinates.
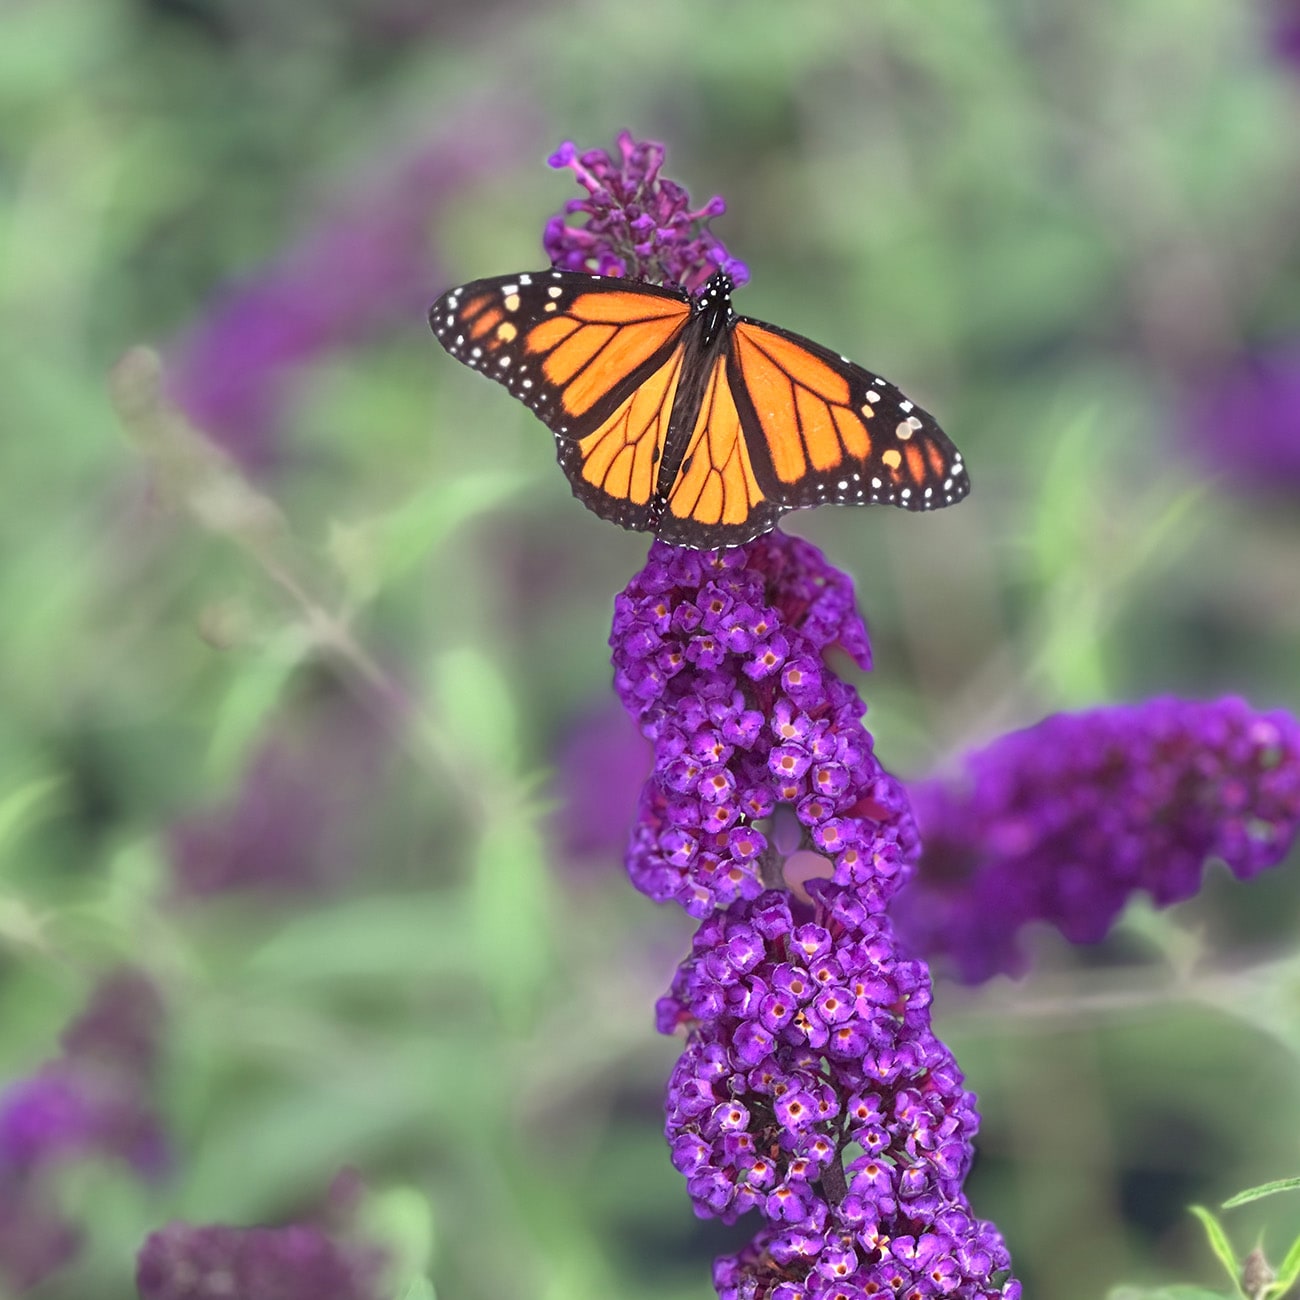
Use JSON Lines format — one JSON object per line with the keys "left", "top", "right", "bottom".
{"left": 544, "top": 130, "right": 748, "bottom": 292}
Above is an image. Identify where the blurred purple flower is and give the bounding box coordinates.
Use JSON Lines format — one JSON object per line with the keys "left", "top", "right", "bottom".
{"left": 545, "top": 130, "right": 748, "bottom": 292}
{"left": 1272, "top": 0, "right": 1300, "bottom": 68}
{"left": 894, "top": 697, "right": 1300, "bottom": 983}
{"left": 137, "top": 1218, "right": 387, "bottom": 1300}
{"left": 167, "top": 113, "right": 529, "bottom": 471}
{"left": 0, "top": 970, "right": 167, "bottom": 1293}
{"left": 1179, "top": 345, "right": 1300, "bottom": 493}
{"left": 0, "top": 1187, "right": 79, "bottom": 1297}
{"left": 0, "top": 970, "right": 167, "bottom": 1178}
{"left": 550, "top": 700, "right": 652, "bottom": 870}
{"left": 167, "top": 679, "right": 398, "bottom": 900}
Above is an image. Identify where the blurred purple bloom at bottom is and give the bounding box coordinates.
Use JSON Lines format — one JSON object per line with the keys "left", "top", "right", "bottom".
{"left": 0, "top": 970, "right": 167, "bottom": 1293}
{"left": 137, "top": 1221, "right": 387, "bottom": 1300}
{"left": 0, "top": 1186, "right": 79, "bottom": 1296}
{"left": 1179, "top": 345, "right": 1300, "bottom": 493}
{"left": 895, "top": 697, "right": 1300, "bottom": 983}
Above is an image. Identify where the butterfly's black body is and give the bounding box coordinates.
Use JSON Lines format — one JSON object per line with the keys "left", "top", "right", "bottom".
{"left": 646, "top": 272, "right": 738, "bottom": 530}
{"left": 430, "top": 267, "right": 969, "bottom": 549}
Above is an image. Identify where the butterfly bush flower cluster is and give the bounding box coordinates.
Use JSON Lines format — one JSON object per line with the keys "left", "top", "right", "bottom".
{"left": 614, "top": 538, "right": 916, "bottom": 918}
{"left": 553, "top": 132, "right": 1018, "bottom": 1298}
{"left": 894, "top": 698, "right": 1300, "bottom": 984}
{"left": 0, "top": 970, "right": 167, "bottom": 1292}
{"left": 545, "top": 130, "right": 750, "bottom": 293}
{"left": 614, "top": 538, "right": 1015, "bottom": 1299}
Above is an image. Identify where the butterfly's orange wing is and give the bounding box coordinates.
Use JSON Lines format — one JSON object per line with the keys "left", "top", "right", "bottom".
{"left": 430, "top": 270, "right": 691, "bottom": 532}
{"left": 727, "top": 317, "right": 969, "bottom": 516}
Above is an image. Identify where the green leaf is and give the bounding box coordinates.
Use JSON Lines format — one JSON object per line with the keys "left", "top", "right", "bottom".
{"left": 329, "top": 471, "right": 521, "bottom": 605}
{"left": 394, "top": 1280, "right": 436, "bottom": 1300}
{"left": 0, "top": 774, "right": 63, "bottom": 868}
{"left": 1223, "top": 1179, "right": 1300, "bottom": 1209}
{"left": 204, "top": 624, "right": 313, "bottom": 781}
{"left": 1190, "top": 1206, "right": 1243, "bottom": 1297}
{"left": 242, "top": 894, "right": 476, "bottom": 986}
{"left": 358, "top": 1184, "right": 436, "bottom": 1281}
{"left": 1271, "top": 1232, "right": 1300, "bottom": 1294}
{"left": 431, "top": 648, "right": 519, "bottom": 774}
{"left": 471, "top": 807, "right": 554, "bottom": 1028}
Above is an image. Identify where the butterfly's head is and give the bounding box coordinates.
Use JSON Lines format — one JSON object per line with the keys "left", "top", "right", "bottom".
{"left": 693, "top": 270, "right": 736, "bottom": 335}
{"left": 697, "top": 270, "right": 735, "bottom": 302}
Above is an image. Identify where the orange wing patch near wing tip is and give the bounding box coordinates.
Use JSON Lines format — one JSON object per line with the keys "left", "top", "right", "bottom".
{"left": 469, "top": 308, "right": 504, "bottom": 340}
{"left": 905, "top": 443, "right": 926, "bottom": 484}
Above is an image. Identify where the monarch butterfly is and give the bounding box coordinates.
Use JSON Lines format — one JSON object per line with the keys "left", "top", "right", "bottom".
{"left": 429, "top": 269, "right": 968, "bottom": 549}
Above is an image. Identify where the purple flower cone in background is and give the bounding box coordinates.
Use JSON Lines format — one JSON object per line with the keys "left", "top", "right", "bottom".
{"left": 895, "top": 698, "right": 1300, "bottom": 984}
{"left": 167, "top": 112, "right": 527, "bottom": 471}
{"left": 566, "top": 130, "right": 1019, "bottom": 1298}
{"left": 1179, "top": 345, "right": 1300, "bottom": 494}
{"left": 138, "top": 1210, "right": 387, "bottom": 1300}
{"left": 551, "top": 700, "right": 652, "bottom": 870}
{"left": 0, "top": 970, "right": 167, "bottom": 1292}
{"left": 1272, "top": 0, "right": 1300, "bottom": 69}
{"left": 167, "top": 677, "right": 397, "bottom": 900}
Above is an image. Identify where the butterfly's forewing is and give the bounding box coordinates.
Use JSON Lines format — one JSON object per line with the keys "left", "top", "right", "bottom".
{"left": 430, "top": 272, "right": 693, "bottom": 530}
{"left": 727, "top": 318, "right": 970, "bottom": 515}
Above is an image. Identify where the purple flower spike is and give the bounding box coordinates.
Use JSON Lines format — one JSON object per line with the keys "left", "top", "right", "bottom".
{"left": 1271, "top": 0, "right": 1300, "bottom": 70}
{"left": 580, "top": 141, "right": 1017, "bottom": 1297}
{"left": 895, "top": 697, "right": 1300, "bottom": 983}
{"left": 613, "top": 534, "right": 917, "bottom": 917}
{"left": 136, "top": 1219, "right": 387, "bottom": 1300}
{"left": 544, "top": 130, "right": 749, "bottom": 291}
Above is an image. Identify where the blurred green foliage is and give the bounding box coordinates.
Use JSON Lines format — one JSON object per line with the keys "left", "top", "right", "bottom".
{"left": 2, "top": 1, "right": 1299, "bottom": 1297}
